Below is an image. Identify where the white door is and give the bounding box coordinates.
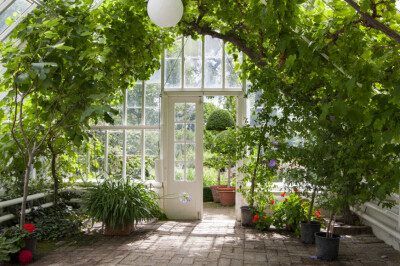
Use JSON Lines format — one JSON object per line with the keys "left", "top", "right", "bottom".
{"left": 165, "top": 97, "right": 203, "bottom": 219}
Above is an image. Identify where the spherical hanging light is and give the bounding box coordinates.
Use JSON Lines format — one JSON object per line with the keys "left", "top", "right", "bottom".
{"left": 147, "top": 0, "right": 184, "bottom": 28}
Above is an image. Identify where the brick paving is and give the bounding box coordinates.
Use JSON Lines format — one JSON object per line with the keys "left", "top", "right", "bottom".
{"left": 31, "top": 202, "right": 400, "bottom": 265}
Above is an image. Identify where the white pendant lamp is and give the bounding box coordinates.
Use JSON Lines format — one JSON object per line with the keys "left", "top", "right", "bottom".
{"left": 147, "top": 0, "right": 184, "bottom": 28}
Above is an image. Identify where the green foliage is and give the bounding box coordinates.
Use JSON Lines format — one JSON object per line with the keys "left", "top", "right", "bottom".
{"left": 81, "top": 178, "right": 162, "bottom": 229}
{"left": 203, "top": 187, "right": 213, "bottom": 202}
{"left": 25, "top": 204, "right": 84, "bottom": 241}
{"left": 272, "top": 193, "right": 308, "bottom": 237}
{"left": 205, "top": 109, "right": 235, "bottom": 131}
{"left": 253, "top": 213, "right": 273, "bottom": 231}
{"left": 0, "top": 228, "right": 27, "bottom": 262}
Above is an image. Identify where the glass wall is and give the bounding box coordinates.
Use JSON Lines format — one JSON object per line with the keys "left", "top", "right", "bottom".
{"left": 79, "top": 76, "right": 161, "bottom": 181}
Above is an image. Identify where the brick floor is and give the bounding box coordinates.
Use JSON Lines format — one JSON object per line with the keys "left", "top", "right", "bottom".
{"left": 30, "top": 202, "right": 400, "bottom": 265}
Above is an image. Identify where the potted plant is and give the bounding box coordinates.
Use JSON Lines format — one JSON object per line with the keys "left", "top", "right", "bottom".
{"left": 205, "top": 109, "right": 235, "bottom": 202}
{"left": 212, "top": 128, "right": 237, "bottom": 206}
{"left": 237, "top": 125, "right": 276, "bottom": 226}
{"left": 0, "top": 224, "right": 37, "bottom": 263}
{"left": 81, "top": 178, "right": 162, "bottom": 235}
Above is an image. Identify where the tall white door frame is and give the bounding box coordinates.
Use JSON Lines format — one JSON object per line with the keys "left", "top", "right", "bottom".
{"left": 161, "top": 96, "right": 203, "bottom": 220}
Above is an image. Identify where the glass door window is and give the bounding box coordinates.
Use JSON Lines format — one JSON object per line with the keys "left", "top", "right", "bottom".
{"left": 174, "top": 102, "right": 196, "bottom": 181}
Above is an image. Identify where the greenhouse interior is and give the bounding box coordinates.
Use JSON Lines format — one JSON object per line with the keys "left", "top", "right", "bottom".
{"left": 1, "top": 0, "right": 400, "bottom": 265}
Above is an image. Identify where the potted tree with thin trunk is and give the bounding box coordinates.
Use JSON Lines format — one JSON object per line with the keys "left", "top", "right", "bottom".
{"left": 236, "top": 125, "right": 276, "bottom": 226}
{"left": 213, "top": 128, "right": 237, "bottom": 206}
{"left": 205, "top": 109, "right": 235, "bottom": 202}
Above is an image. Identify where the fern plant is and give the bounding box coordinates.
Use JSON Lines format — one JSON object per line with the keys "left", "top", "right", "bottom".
{"left": 81, "top": 178, "right": 162, "bottom": 229}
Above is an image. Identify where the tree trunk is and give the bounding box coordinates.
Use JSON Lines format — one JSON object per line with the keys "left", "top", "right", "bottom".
{"left": 217, "top": 156, "right": 221, "bottom": 185}
{"left": 51, "top": 153, "right": 59, "bottom": 205}
{"left": 227, "top": 154, "right": 231, "bottom": 188}
{"left": 20, "top": 158, "right": 32, "bottom": 229}
{"left": 307, "top": 187, "right": 317, "bottom": 224}
{"left": 250, "top": 142, "right": 262, "bottom": 208}
{"left": 341, "top": 204, "right": 354, "bottom": 225}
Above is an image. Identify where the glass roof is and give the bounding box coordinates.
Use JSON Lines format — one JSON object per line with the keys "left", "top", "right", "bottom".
{"left": 0, "top": 0, "right": 33, "bottom": 36}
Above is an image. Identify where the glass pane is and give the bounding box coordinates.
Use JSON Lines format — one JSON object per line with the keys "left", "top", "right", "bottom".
{"left": 145, "top": 156, "right": 156, "bottom": 180}
{"left": 127, "top": 108, "right": 142, "bottom": 125}
{"left": 126, "top": 156, "right": 141, "bottom": 180}
{"left": 174, "top": 123, "right": 184, "bottom": 141}
{"left": 186, "top": 163, "right": 195, "bottom": 182}
{"left": 165, "top": 59, "right": 181, "bottom": 88}
{"left": 127, "top": 83, "right": 142, "bottom": 107}
{"left": 225, "top": 55, "right": 241, "bottom": 88}
{"left": 184, "top": 58, "right": 202, "bottom": 88}
{"left": 186, "top": 144, "right": 195, "bottom": 161}
{"left": 186, "top": 123, "right": 195, "bottom": 142}
{"left": 148, "top": 68, "right": 161, "bottom": 83}
{"left": 175, "top": 143, "right": 185, "bottom": 161}
{"left": 145, "top": 130, "right": 159, "bottom": 156}
{"left": 90, "top": 130, "right": 105, "bottom": 174}
{"left": 175, "top": 103, "right": 184, "bottom": 122}
{"left": 205, "top": 36, "right": 223, "bottom": 57}
{"left": 108, "top": 131, "right": 123, "bottom": 156}
{"left": 145, "top": 84, "right": 160, "bottom": 107}
{"left": 166, "top": 38, "right": 182, "bottom": 58}
{"left": 184, "top": 37, "right": 202, "bottom": 88}
{"left": 126, "top": 131, "right": 141, "bottom": 155}
{"left": 174, "top": 163, "right": 184, "bottom": 181}
{"left": 205, "top": 58, "right": 222, "bottom": 88}
{"left": 145, "top": 108, "right": 159, "bottom": 125}
{"left": 186, "top": 103, "right": 196, "bottom": 121}
{"left": 108, "top": 155, "right": 123, "bottom": 179}
{"left": 109, "top": 108, "right": 122, "bottom": 126}
{"left": 205, "top": 36, "right": 223, "bottom": 88}
{"left": 0, "top": 0, "right": 31, "bottom": 34}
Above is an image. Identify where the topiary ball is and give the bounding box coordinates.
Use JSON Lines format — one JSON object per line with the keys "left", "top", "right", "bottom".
{"left": 206, "top": 109, "right": 235, "bottom": 131}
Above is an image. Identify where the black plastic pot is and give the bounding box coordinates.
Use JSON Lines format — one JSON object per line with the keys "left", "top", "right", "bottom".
{"left": 240, "top": 206, "right": 255, "bottom": 227}
{"left": 300, "top": 221, "right": 321, "bottom": 244}
{"left": 25, "top": 236, "right": 37, "bottom": 257}
{"left": 315, "top": 232, "right": 340, "bottom": 261}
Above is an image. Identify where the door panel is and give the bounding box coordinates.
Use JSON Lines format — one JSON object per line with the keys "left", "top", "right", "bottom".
{"left": 165, "top": 97, "right": 203, "bottom": 219}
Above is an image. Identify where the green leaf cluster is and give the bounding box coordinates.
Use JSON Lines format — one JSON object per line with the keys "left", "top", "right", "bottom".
{"left": 81, "top": 179, "right": 163, "bottom": 230}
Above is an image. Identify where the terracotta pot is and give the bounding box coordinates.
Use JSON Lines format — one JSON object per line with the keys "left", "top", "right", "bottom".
{"left": 104, "top": 221, "right": 135, "bottom": 236}
{"left": 217, "top": 187, "right": 235, "bottom": 206}
{"left": 210, "top": 185, "right": 227, "bottom": 203}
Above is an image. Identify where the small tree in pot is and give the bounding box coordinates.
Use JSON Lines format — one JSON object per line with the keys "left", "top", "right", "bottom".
{"left": 236, "top": 125, "right": 276, "bottom": 226}
{"left": 206, "top": 109, "right": 235, "bottom": 202}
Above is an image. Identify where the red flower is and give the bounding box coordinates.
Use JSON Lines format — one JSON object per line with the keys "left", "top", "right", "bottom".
{"left": 253, "top": 215, "right": 260, "bottom": 223}
{"left": 263, "top": 216, "right": 267, "bottom": 219}
{"left": 284, "top": 198, "right": 288, "bottom": 202}
{"left": 280, "top": 192, "right": 286, "bottom": 197}
{"left": 270, "top": 200, "right": 274, "bottom": 205}
{"left": 19, "top": 250, "right": 32, "bottom": 264}
{"left": 24, "top": 223, "right": 35, "bottom": 233}
{"left": 294, "top": 189, "right": 297, "bottom": 193}
{"left": 302, "top": 202, "right": 306, "bottom": 206}
{"left": 315, "top": 211, "right": 321, "bottom": 216}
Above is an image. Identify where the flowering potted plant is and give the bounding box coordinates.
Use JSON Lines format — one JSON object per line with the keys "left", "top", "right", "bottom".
{"left": 0, "top": 224, "right": 37, "bottom": 264}
{"left": 252, "top": 213, "right": 273, "bottom": 231}
{"left": 236, "top": 125, "right": 276, "bottom": 226}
